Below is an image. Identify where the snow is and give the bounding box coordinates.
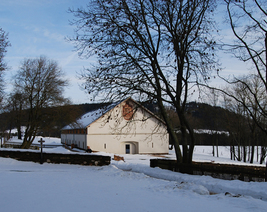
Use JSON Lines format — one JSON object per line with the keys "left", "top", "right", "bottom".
{"left": 62, "top": 101, "right": 120, "bottom": 130}
{"left": 194, "top": 129, "right": 230, "bottom": 135}
{"left": 1, "top": 137, "right": 267, "bottom": 211}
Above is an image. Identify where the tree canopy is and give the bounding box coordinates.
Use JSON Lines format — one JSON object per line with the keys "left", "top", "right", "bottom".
{"left": 0, "top": 28, "right": 10, "bottom": 105}
{"left": 219, "top": 0, "right": 267, "bottom": 134}
{"left": 70, "top": 0, "right": 218, "bottom": 163}
{"left": 14, "top": 56, "right": 69, "bottom": 149}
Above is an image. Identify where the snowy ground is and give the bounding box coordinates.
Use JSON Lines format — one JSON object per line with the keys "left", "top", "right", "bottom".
{"left": 1, "top": 137, "right": 267, "bottom": 212}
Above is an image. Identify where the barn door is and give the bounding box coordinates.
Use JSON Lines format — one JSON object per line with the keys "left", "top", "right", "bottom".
{"left": 122, "top": 142, "right": 138, "bottom": 154}
{"left": 125, "top": 144, "right": 130, "bottom": 154}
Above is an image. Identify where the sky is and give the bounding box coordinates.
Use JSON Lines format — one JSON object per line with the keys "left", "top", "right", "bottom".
{"left": 0, "top": 0, "right": 248, "bottom": 105}
{"left": 0, "top": 0, "right": 92, "bottom": 104}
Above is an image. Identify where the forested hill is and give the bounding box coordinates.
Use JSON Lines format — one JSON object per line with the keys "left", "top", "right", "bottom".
{"left": 0, "top": 102, "right": 111, "bottom": 138}
{"left": 184, "top": 102, "right": 236, "bottom": 131}
{"left": 0, "top": 101, "right": 238, "bottom": 139}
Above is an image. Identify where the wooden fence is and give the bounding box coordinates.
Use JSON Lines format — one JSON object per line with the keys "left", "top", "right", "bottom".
{"left": 150, "top": 159, "right": 266, "bottom": 182}
{"left": 0, "top": 149, "right": 111, "bottom": 166}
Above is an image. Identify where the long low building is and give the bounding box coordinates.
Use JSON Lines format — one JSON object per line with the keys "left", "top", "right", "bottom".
{"left": 61, "top": 97, "right": 169, "bottom": 154}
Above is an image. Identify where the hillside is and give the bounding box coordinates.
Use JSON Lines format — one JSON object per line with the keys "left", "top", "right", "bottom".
{"left": 168, "top": 102, "right": 245, "bottom": 146}
{"left": 0, "top": 101, "right": 239, "bottom": 144}
{"left": 0, "top": 101, "right": 159, "bottom": 138}
{"left": 185, "top": 102, "right": 239, "bottom": 131}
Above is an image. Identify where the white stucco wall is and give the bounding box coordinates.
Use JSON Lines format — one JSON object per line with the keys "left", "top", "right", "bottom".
{"left": 85, "top": 101, "right": 169, "bottom": 154}
{"left": 61, "top": 134, "right": 87, "bottom": 149}
{"left": 61, "top": 99, "right": 169, "bottom": 154}
{"left": 86, "top": 133, "right": 169, "bottom": 154}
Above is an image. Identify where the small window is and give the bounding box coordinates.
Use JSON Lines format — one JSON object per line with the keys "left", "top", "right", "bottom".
{"left": 104, "top": 144, "right": 106, "bottom": 149}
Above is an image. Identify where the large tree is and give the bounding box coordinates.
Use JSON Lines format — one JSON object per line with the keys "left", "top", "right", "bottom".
{"left": 222, "top": 0, "right": 267, "bottom": 134}
{"left": 0, "top": 28, "right": 10, "bottom": 105}
{"left": 70, "top": 0, "right": 217, "bottom": 163}
{"left": 14, "top": 56, "right": 69, "bottom": 149}
{"left": 222, "top": 74, "right": 267, "bottom": 163}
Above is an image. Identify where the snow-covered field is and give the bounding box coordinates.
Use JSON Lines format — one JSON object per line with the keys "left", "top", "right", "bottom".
{"left": 1, "top": 137, "right": 267, "bottom": 212}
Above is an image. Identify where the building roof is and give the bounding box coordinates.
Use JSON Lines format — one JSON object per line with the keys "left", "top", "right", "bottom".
{"left": 62, "top": 100, "right": 122, "bottom": 130}
{"left": 62, "top": 97, "right": 165, "bottom": 130}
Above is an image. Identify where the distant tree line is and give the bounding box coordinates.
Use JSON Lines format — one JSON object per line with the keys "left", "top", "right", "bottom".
{"left": 168, "top": 99, "right": 267, "bottom": 164}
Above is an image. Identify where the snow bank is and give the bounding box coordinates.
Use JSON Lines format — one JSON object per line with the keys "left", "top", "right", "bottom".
{"left": 1, "top": 136, "right": 267, "bottom": 211}
{"left": 1, "top": 156, "right": 267, "bottom": 212}
{"left": 112, "top": 160, "right": 267, "bottom": 201}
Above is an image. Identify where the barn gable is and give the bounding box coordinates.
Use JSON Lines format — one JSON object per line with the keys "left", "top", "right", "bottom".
{"left": 61, "top": 97, "right": 169, "bottom": 154}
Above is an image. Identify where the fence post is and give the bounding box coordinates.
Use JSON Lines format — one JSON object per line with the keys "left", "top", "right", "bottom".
{"left": 38, "top": 138, "right": 45, "bottom": 164}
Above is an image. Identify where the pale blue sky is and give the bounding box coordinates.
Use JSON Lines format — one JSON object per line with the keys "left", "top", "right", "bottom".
{"left": 0, "top": 0, "right": 247, "bottom": 104}
{"left": 0, "top": 0, "right": 92, "bottom": 104}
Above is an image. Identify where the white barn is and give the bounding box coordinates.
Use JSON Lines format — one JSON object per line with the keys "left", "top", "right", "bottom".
{"left": 61, "top": 97, "right": 169, "bottom": 154}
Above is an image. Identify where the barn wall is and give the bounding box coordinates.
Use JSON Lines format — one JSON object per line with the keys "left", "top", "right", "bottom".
{"left": 88, "top": 103, "right": 166, "bottom": 136}
{"left": 61, "top": 134, "right": 86, "bottom": 149}
{"left": 86, "top": 133, "right": 169, "bottom": 154}
{"left": 61, "top": 99, "right": 169, "bottom": 154}
{"left": 86, "top": 102, "right": 169, "bottom": 154}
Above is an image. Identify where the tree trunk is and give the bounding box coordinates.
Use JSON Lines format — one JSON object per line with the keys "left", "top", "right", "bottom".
{"left": 216, "top": 133, "right": 219, "bottom": 157}
{"left": 250, "top": 146, "right": 254, "bottom": 164}
{"left": 257, "top": 145, "right": 259, "bottom": 162}
{"left": 243, "top": 145, "right": 246, "bottom": 163}
{"left": 21, "top": 137, "right": 32, "bottom": 149}
{"left": 172, "top": 133, "right": 183, "bottom": 163}
{"left": 237, "top": 144, "right": 241, "bottom": 161}
{"left": 188, "top": 142, "right": 194, "bottom": 164}
{"left": 20, "top": 126, "right": 36, "bottom": 149}
{"left": 17, "top": 126, "right": 22, "bottom": 140}
{"left": 157, "top": 99, "right": 182, "bottom": 162}
{"left": 181, "top": 126, "right": 188, "bottom": 164}
{"left": 260, "top": 147, "right": 266, "bottom": 164}
{"left": 179, "top": 113, "right": 195, "bottom": 164}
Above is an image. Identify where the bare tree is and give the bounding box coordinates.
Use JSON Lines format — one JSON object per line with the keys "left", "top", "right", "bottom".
{"left": 69, "top": 0, "right": 218, "bottom": 163}
{"left": 0, "top": 28, "right": 10, "bottom": 105}
{"left": 205, "top": 88, "right": 220, "bottom": 157}
{"left": 221, "top": 0, "right": 267, "bottom": 134}
{"left": 6, "top": 91, "right": 26, "bottom": 139}
{"left": 222, "top": 74, "right": 267, "bottom": 163}
{"left": 14, "top": 56, "right": 69, "bottom": 149}
{"left": 222, "top": 91, "right": 248, "bottom": 162}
